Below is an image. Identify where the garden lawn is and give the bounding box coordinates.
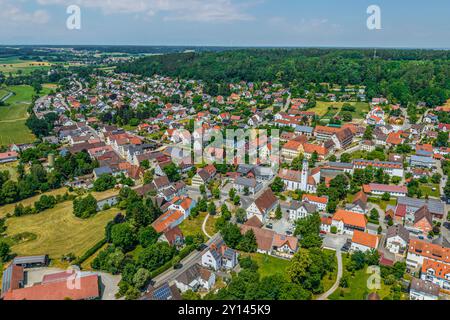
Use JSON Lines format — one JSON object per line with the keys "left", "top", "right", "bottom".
{"left": 4, "top": 202, "right": 119, "bottom": 259}
{"left": 328, "top": 255, "right": 392, "bottom": 300}
{"left": 243, "top": 253, "right": 291, "bottom": 279}
{"left": 419, "top": 184, "right": 440, "bottom": 198}
{"left": 179, "top": 211, "right": 213, "bottom": 238}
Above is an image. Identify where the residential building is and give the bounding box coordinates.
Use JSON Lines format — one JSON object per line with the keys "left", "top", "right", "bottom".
{"left": 191, "top": 164, "right": 217, "bottom": 188}
{"left": 201, "top": 237, "right": 238, "bottom": 271}
{"left": 350, "top": 230, "right": 380, "bottom": 253}
{"left": 283, "top": 201, "right": 317, "bottom": 221}
{"left": 332, "top": 210, "right": 367, "bottom": 235}
{"left": 421, "top": 259, "right": 450, "bottom": 290}
{"left": 246, "top": 189, "right": 279, "bottom": 223}
{"left": 233, "top": 177, "right": 263, "bottom": 195}
{"left": 302, "top": 194, "right": 328, "bottom": 211}
{"left": 409, "top": 278, "right": 440, "bottom": 300}
{"left": 175, "top": 264, "right": 216, "bottom": 293}
{"left": 406, "top": 239, "right": 450, "bottom": 270}
{"left": 385, "top": 224, "right": 410, "bottom": 255}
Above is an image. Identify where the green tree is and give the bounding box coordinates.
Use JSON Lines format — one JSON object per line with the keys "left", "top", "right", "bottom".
{"left": 111, "top": 223, "right": 137, "bottom": 252}
{"left": 271, "top": 177, "right": 285, "bottom": 192}
{"left": 0, "top": 242, "right": 11, "bottom": 262}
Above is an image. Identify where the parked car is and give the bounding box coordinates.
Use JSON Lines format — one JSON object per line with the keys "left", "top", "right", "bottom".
{"left": 266, "top": 223, "right": 273, "bottom": 229}
{"left": 174, "top": 263, "right": 183, "bottom": 270}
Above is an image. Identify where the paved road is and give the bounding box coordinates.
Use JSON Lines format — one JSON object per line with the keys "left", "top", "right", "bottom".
{"left": 317, "top": 250, "right": 343, "bottom": 300}
{"left": 151, "top": 233, "right": 221, "bottom": 287}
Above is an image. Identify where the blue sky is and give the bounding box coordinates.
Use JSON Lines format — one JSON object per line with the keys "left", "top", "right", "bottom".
{"left": 1, "top": 0, "right": 450, "bottom": 48}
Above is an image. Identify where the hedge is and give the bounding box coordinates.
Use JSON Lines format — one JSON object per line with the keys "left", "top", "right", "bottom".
{"left": 75, "top": 238, "right": 107, "bottom": 266}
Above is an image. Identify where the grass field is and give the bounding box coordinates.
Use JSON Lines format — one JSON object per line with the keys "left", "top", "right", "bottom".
{"left": 0, "top": 188, "right": 69, "bottom": 218}
{"left": 0, "top": 58, "right": 52, "bottom": 75}
{"left": 328, "top": 255, "right": 393, "bottom": 300}
{"left": 4, "top": 202, "right": 119, "bottom": 259}
{"left": 310, "top": 101, "right": 370, "bottom": 120}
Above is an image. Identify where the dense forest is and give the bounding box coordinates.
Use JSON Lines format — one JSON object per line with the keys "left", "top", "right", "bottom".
{"left": 116, "top": 48, "right": 450, "bottom": 106}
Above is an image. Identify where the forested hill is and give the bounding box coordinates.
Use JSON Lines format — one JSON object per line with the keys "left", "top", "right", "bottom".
{"left": 116, "top": 48, "right": 450, "bottom": 106}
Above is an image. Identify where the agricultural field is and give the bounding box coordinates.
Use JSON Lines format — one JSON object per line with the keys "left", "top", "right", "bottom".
{"left": 0, "top": 84, "right": 54, "bottom": 145}
{"left": 0, "top": 58, "right": 53, "bottom": 75}
{"left": 310, "top": 101, "right": 370, "bottom": 120}
{"left": 0, "top": 85, "right": 35, "bottom": 144}
{"left": 4, "top": 202, "right": 119, "bottom": 259}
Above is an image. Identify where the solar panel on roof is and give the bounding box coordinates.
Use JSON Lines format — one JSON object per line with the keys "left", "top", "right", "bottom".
{"left": 152, "top": 283, "right": 173, "bottom": 300}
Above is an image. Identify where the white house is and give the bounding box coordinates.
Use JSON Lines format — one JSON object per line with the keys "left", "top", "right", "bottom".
{"left": 284, "top": 201, "right": 317, "bottom": 222}
{"left": 174, "top": 264, "right": 216, "bottom": 293}
{"left": 385, "top": 224, "right": 409, "bottom": 255}
{"left": 246, "top": 189, "right": 278, "bottom": 223}
{"left": 201, "top": 237, "right": 238, "bottom": 271}
{"left": 350, "top": 230, "right": 379, "bottom": 253}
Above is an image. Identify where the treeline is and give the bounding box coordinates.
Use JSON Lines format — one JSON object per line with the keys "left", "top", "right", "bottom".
{"left": 116, "top": 48, "right": 450, "bottom": 107}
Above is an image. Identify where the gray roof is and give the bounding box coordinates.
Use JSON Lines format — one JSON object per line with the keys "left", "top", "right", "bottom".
{"left": 295, "top": 125, "right": 314, "bottom": 133}
{"left": 94, "top": 166, "right": 113, "bottom": 176}
{"left": 13, "top": 255, "right": 48, "bottom": 265}
{"left": 254, "top": 166, "right": 275, "bottom": 177}
{"left": 386, "top": 224, "right": 410, "bottom": 243}
{"left": 410, "top": 155, "right": 435, "bottom": 164}
{"left": 235, "top": 177, "right": 258, "bottom": 188}
{"left": 327, "top": 162, "right": 354, "bottom": 169}
{"left": 410, "top": 278, "right": 440, "bottom": 297}
{"left": 397, "top": 197, "right": 445, "bottom": 215}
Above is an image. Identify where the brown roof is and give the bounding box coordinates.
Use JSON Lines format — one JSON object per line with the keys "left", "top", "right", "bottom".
{"left": 240, "top": 225, "right": 274, "bottom": 251}
{"left": 414, "top": 206, "right": 433, "bottom": 227}
{"left": 245, "top": 216, "right": 264, "bottom": 228}
{"left": 254, "top": 189, "right": 278, "bottom": 214}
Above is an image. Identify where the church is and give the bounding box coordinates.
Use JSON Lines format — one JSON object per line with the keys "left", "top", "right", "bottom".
{"left": 277, "top": 160, "right": 319, "bottom": 193}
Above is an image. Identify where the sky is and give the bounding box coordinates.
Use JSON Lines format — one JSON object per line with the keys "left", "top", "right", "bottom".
{"left": 1, "top": 0, "right": 450, "bottom": 48}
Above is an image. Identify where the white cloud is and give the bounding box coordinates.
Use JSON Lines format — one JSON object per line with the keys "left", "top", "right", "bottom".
{"left": 0, "top": 0, "right": 50, "bottom": 25}
{"left": 36, "top": 0, "right": 253, "bottom": 22}
{"left": 269, "top": 16, "right": 340, "bottom": 34}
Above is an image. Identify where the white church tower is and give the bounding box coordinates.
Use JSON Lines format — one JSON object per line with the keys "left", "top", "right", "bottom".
{"left": 300, "top": 159, "right": 309, "bottom": 192}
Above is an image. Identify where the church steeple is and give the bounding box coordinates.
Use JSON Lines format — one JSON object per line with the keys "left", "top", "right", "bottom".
{"left": 301, "top": 159, "right": 309, "bottom": 192}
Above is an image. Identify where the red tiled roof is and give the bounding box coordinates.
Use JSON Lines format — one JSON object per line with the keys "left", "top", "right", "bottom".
{"left": 352, "top": 230, "right": 379, "bottom": 249}
{"left": 4, "top": 274, "right": 100, "bottom": 300}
